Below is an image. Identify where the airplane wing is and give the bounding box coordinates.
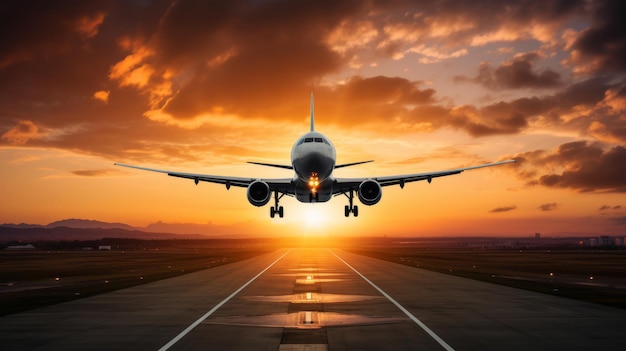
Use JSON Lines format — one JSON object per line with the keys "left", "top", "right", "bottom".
{"left": 114, "top": 163, "right": 294, "bottom": 194}
{"left": 332, "top": 160, "right": 515, "bottom": 194}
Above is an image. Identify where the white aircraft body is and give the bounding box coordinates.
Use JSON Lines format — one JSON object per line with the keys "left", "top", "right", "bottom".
{"left": 115, "top": 94, "right": 514, "bottom": 218}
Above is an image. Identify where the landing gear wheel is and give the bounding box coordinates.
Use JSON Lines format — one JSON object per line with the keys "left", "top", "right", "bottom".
{"left": 278, "top": 206, "right": 284, "bottom": 218}
{"left": 345, "top": 205, "right": 350, "bottom": 217}
{"left": 270, "top": 207, "right": 276, "bottom": 218}
{"left": 353, "top": 205, "right": 359, "bottom": 217}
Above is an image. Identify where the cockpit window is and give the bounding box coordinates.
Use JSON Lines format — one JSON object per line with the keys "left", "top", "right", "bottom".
{"left": 322, "top": 139, "right": 330, "bottom": 145}
{"left": 297, "top": 138, "right": 305, "bottom": 145}
{"left": 304, "top": 137, "right": 314, "bottom": 143}
{"left": 314, "top": 138, "right": 323, "bottom": 143}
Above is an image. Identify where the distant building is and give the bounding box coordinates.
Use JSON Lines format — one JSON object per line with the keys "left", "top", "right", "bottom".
{"left": 599, "top": 236, "right": 611, "bottom": 246}
{"left": 98, "top": 245, "right": 111, "bottom": 250}
{"left": 535, "top": 233, "right": 541, "bottom": 239}
{"left": 6, "top": 244, "right": 36, "bottom": 250}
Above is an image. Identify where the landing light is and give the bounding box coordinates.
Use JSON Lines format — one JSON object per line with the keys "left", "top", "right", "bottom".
{"left": 308, "top": 172, "right": 319, "bottom": 193}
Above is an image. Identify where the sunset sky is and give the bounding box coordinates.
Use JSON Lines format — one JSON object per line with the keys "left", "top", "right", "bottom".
{"left": 2, "top": 0, "right": 626, "bottom": 238}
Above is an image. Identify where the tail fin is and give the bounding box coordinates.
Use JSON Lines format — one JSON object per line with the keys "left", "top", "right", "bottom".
{"left": 310, "top": 92, "right": 315, "bottom": 132}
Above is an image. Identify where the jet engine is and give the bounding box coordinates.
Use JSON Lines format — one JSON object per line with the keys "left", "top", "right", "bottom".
{"left": 247, "top": 180, "right": 271, "bottom": 207}
{"left": 358, "top": 179, "right": 382, "bottom": 205}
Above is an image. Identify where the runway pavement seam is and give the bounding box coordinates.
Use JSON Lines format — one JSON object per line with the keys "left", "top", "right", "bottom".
{"left": 329, "top": 249, "right": 456, "bottom": 351}
{"left": 157, "top": 249, "right": 292, "bottom": 351}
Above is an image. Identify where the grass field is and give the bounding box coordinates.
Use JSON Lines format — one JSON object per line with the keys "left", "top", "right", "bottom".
{"left": 0, "top": 244, "right": 273, "bottom": 316}
{"left": 348, "top": 245, "right": 626, "bottom": 309}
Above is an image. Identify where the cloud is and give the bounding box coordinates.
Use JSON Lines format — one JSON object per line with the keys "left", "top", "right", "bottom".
{"left": 538, "top": 203, "right": 559, "bottom": 211}
{"left": 71, "top": 169, "right": 119, "bottom": 177}
{"left": 564, "top": 0, "right": 626, "bottom": 74}
{"left": 489, "top": 205, "right": 517, "bottom": 213}
{"left": 0, "top": 0, "right": 622, "bottom": 166}
{"left": 599, "top": 205, "right": 622, "bottom": 211}
{"left": 507, "top": 141, "right": 626, "bottom": 192}
{"left": 456, "top": 52, "right": 563, "bottom": 89}
{"left": 1, "top": 120, "right": 45, "bottom": 145}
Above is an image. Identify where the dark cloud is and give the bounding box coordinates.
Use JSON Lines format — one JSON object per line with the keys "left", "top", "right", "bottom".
{"left": 489, "top": 205, "right": 517, "bottom": 213}
{"left": 457, "top": 53, "right": 563, "bottom": 90}
{"left": 508, "top": 141, "right": 626, "bottom": 192}
{"left": 568, "top": 0, "right": 626, "bottom": 74}
{"left": 538, "top": 203, "right": 559, "bottom": 211}
{"left": 599, "top": 205, "right": 622, "bottom": 211}
{"left": 71, "top": 169, "right": 118, "bottom": 177}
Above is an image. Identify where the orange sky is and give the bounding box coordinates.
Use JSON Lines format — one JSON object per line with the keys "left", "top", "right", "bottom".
{"left": 1, "top": 0, "right": 625, "bottom": 237}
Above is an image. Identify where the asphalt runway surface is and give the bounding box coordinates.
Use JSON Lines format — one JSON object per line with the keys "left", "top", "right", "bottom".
{"left": 2, "top": 248, "right": 625, "bottom": 350}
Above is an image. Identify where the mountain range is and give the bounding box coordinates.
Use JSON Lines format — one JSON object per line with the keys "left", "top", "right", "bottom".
{"left": 0, "top": 219, "right": 213, "bottom": 242}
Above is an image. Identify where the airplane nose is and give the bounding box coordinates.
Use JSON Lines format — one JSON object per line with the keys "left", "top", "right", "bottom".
{"left": 294, "top": 152, "right": 334, "bottom": 181}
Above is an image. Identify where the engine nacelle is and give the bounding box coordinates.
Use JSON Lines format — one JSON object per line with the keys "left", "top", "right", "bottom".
{"left": 247, "top": 180, "right": 271, "bottom": 207}
{"left": 358, "top": 179, "right": 382, "bottom": 206}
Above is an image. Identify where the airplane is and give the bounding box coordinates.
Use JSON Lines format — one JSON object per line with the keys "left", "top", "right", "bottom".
{"left": 115, "top": 93, "right": 515, "bottom": 218}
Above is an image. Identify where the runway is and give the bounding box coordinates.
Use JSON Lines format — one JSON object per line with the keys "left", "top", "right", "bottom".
{"left": 1, "top": 248, "right": 625, "bottom": 350}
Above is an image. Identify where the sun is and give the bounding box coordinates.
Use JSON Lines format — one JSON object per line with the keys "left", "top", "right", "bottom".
{"left": 302, "top": 204, "right": 327, "bottom": 229}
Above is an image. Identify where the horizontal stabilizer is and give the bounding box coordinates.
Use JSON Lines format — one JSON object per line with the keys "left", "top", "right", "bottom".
{"left": 335, "top": 160, "right": 374, "bottom": 169}
{"left": 247, "top": 161, "right": 293, "bottom": 170}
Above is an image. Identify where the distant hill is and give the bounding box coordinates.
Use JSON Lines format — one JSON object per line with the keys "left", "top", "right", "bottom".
{"left": 0, "top": 219, "right": 212, "bottom": 242}
{"left": 46, "top": 219, "right": 135, "bottom": 230}
{"left": 1, "top": 219, "right": 134, "bottom": 231}
{"left": 0, "top": 226, "right": 208, "bottom": 242}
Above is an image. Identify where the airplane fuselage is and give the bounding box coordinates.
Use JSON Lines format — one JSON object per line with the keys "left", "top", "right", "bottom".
{"left": 291, "top": 131, "right": 336, "bottom": 202}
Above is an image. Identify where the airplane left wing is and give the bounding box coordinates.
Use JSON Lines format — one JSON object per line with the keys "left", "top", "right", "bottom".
{"left": 332, "top": 160, "right": 515, "bottom": 194}
{"left": 114, "top": 163, "right": 294, "bottom": 192}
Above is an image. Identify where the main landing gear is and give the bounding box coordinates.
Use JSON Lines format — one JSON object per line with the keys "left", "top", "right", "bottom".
{"left": 343, "top": 189, "right": 359, "bottom": 217}
{"left": 270, "top": 191, "right": 284, "bottom": 218}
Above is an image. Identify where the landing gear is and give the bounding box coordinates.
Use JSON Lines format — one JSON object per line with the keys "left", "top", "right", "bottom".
{"left": 270, "top": 206, "right": 284, "bottom": 218}
{"left": 343, "top": 190, "right": 359, "bottom": 217}
{"left": 309, "top": 191, "right": 319, "bottom": 202}
{"left": 270, "top": 191, "right": 284, "bottom": 218}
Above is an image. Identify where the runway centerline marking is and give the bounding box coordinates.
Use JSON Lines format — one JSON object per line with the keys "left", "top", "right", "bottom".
{"left": 159, "top": 250, "right": 291, "bottom": 351}
{"left": 330, "top": 250, "right": 455, "bottom": 351}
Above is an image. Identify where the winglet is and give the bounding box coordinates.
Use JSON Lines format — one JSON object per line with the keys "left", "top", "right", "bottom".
{"left": 310, "top": 92, "right": 315, "bottom": 132}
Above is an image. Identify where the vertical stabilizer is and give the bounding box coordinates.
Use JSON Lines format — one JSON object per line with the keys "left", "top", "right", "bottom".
{"left": 310, "top": 92, "right": 315, "bottom": 132}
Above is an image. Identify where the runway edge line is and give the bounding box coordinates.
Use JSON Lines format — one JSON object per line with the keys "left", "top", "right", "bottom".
{"left": 159, "top": 249, "right": 292, "bottom": 351}
{"left": 329, "top": 249, "right": 455, "bottom": 351}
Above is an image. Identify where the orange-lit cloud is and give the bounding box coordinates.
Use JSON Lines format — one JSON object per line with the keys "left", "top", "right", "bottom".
{"left": 1, "top": 121, "right": 45, "bottom": 145}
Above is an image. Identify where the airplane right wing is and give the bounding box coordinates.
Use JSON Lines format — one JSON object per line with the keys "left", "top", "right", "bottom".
{"left": 332, "top": 160, "right": 515, "bottom": 194}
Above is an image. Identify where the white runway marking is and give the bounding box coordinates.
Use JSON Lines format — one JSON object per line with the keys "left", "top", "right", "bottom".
{"left": 159, "top": 250, "right": 291, "bottom": 351}
{"left": 330, "top": 250, "right": 455, "bottom": 351}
